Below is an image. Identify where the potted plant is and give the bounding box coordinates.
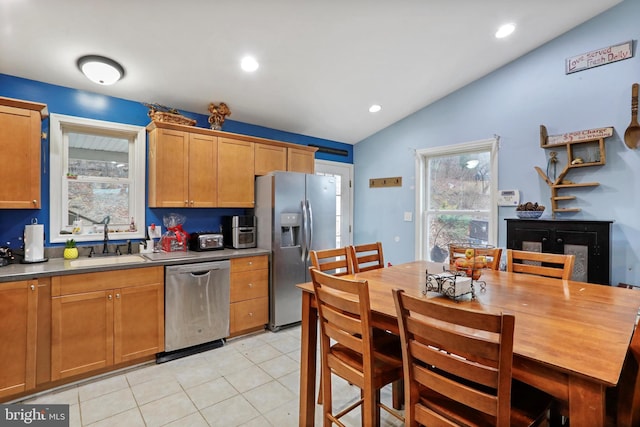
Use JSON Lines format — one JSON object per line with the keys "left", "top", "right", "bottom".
{"left": 64, "top": 239, "right": 78, "bottom": 259}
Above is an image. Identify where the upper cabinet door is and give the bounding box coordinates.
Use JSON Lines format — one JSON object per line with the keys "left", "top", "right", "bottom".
{"left": 0, "top": 104, "right": 42, "bottom": 209}
{"left": 218, "top": 138, "right": 255, "bottom": 207}
{"left": 255, "top": 143, "right": 286, "bottom": 176}
{"left": 287, "top": 146, "right": 315, "bottom": 174}
{"left": 148, "top": 128, "right": 190, "bottom": 207}
{"left": 188, "top": 133, "right": 217, "bottom": 207}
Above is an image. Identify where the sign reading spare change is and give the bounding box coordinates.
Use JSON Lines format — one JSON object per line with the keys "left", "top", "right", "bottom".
{"left": 566, "top": 40, "right": 633, "bottom": 74}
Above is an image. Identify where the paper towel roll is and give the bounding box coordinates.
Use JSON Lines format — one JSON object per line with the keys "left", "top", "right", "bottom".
{"left": 24, "top": 224, "right": 45, "bottom": 262}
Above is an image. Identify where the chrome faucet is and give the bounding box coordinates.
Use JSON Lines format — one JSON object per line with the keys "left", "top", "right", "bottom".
{"left": 101, "top": 216, "right": 110, "bottom": 254}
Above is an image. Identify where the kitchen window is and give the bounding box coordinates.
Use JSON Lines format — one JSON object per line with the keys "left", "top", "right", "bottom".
{"left": 49, "top": 114, "right": 146, "bottom": 243}
{"left": 415, "top": 138, "right": 498, "bottom": 262}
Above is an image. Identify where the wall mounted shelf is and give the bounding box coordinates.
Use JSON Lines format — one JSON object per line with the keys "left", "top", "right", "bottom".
{"left": 535, "top": 124, "right": 610, "bottom": 214}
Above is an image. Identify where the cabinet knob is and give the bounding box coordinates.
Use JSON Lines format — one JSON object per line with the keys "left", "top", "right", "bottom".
{"left": 248, "top": 283, "right": 253, "bottom": 288}
{"left": 108, "top": 294, "right": 112, "bottom": 300}
{"left": 30, "top": 284, "right": 35, "bottom": 291}
{"left": 185, "top": 200, "right": 189, "bottom": 206}
{"left": 116, "top": 293, "right": 121, "bottom": 299}
{"left": 190, "top": 200, "right": 194, "bottom": 206}
{"left": 32, "top": 200, "right": 37, "bottom": 205}
{"left": 248, "top": 261, "right": 253, "bottom": 265}
{"left": 542, "top": 237, "right": 548, "bottom": 242}
{"left": 248, "top": 312, "right": 253, "bottom": 317}
{"left": 557, "top": 238, "right": 564, "bottom": 244}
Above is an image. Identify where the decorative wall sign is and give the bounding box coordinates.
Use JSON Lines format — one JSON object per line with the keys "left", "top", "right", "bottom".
{"left": 566, "top": 40, "right": 633, "bottom": 74}
{"left": 543, "top": 126, "right": 613, "bottom": 146}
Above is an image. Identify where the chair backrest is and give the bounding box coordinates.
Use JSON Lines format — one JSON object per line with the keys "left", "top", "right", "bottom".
{"left": 506, "top": 249, "right": 575, "bottom": 280}
{"left": 448, "top": 245, "right": 503, "bottom": 270}
{"left": 393, "top": 288, "right": 516, "bottom": 426}
{"left": 350, "top": 242, "right": 384, "bottom": 273}
{"left": 310, "top": 268, "right": 374, "bottom": 382}
{"left": 310, "top": 247, "right": 353, "bottom": 276}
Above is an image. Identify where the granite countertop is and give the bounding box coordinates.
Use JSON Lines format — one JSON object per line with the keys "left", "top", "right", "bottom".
{"left": 0, "top": 248, "right": 271, "bottom": 283}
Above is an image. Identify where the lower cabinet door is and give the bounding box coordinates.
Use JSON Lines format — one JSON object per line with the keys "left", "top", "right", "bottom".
{"left": 114, "top": 283, "right": 164, "bottom": 363}
{"left": 0, "top": 280, "right": 37, "bottom": 399}
{"left": 51, "top": 290, "right": 113, "bottom": 380}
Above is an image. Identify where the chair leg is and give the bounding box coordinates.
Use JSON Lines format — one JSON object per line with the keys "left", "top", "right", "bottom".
{"left": 392, "top": 379, "right": 404, "bottom": 409}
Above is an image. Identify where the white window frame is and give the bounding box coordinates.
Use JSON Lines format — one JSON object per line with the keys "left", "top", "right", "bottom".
{"left": 414, "top": 138, "right": 498, "bottom": 260}
{"left": 49, "top": 114, "right": 146, "bottom": 243}
{"left": 315, "top": 160, "right": 354, "bottom": 247}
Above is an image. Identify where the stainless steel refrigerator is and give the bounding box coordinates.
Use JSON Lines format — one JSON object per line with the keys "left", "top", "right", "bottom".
{"left": 255, "top": 171, "right": 336, "bottom": 331}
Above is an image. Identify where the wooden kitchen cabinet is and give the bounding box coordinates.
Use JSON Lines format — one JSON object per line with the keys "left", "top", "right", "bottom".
{"left": 148, "top": 127, "right": 217, "bottom": 207}
{"left": 255, "top": 143, "right": 287, "bottom": 175}
{"left": 218, "top": 137, "right": 255, "bottom": 207}
{"left": 229, "top": 255, "right": 268, "bottom": 336}
{"left": 0, "top": 97, "right": 47, "bottom": 209}
{"left": 51, "top": 267, "right": 164, "bottom": 380}
{"left": 0, "top": 279, "right": 37, "bottom": 399}
{"left": 287, "top": 146, "right": 315, "bottom": 173}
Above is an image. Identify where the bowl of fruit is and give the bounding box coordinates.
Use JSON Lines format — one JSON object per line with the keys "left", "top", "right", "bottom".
{"left": 452, "top": 248, "right": 487, "bottom": 280}
{"left": 516, "top": 202, "right": 545, "bottom": 219}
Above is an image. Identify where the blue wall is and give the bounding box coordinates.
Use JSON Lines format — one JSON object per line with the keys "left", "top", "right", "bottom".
{"left": 354, "top": 0, "right": 640, "bottom": 286}
{"left": 0, "top": 74, "right": 352, "bottom": 248}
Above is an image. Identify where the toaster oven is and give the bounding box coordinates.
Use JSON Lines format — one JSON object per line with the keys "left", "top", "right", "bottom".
{"left": 222, "top": 215, "right": 257, "bottom": 249}
{"left": 188, "top": 232, "right": 224, "bottom": 251}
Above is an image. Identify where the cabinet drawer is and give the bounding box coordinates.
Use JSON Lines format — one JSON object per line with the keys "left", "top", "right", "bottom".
{"left": 52, "top": 267, "right": 163, "bottom": 296}
{"left": 230, "top": 270, "right": 268, "bottom": 302}
{"left": 230, "top": 297, "right": 268, "bottom": 333}
{"left": 230, "top": 255, "right": 268, "bottom": 273}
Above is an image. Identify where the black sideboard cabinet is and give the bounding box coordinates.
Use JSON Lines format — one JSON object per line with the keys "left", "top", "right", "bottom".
{"left": 505, "top": 219, "right": 612, "bottom": 285}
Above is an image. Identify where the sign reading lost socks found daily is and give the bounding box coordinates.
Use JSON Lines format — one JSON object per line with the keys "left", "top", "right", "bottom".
{"left": 566, "top": 40, "right": 633, "bottom": 74}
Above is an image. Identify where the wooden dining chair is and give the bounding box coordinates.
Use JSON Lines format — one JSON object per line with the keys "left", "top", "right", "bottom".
{"left": 448, "top": 245, "right": 503, "bottom": 270}
{"left": 506, "top": 249, "right": 575, "bottom": 280}
{"left": 393, "top": 288, "right": 552, "bottom": 427}
{"left": 310, "top": 268, "right": 404, "bottom": 426}
{"left": 349, "top": 242, "right": 385, "bottom": 273}
{"left": 310, "top": 247, "right": 354, "bottom": 276}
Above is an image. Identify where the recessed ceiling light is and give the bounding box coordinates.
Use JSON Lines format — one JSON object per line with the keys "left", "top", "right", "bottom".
{"left": 77, "top": 55, "right": 125, "bottom": 85}
{"left": 369, "top": 104, "right": 382, "bottom": 113}
{"left": 241, "top": 56, "right": 259, "bottom": 72}
{"left": 495, "top": 23, "right": 515, "bottom": 39}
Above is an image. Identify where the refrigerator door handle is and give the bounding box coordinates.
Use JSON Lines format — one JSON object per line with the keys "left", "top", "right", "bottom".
{"left": 306, "top": 199, "right": 313, "bottom": 262}
{"left": 301, "top": 200, "right": 308, "bottom": 262}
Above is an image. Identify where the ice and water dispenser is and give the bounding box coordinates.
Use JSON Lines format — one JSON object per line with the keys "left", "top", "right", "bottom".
{"left": 280, "top": 213, "right": 301, "bottom": 247}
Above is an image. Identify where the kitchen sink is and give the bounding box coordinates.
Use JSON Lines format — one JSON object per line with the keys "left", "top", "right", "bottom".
{"left": 69, "top": 254, "right": 147, "bottom": 268}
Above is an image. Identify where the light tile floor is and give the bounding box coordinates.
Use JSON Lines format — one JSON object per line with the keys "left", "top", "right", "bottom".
{"left": 20, "top": 325, "right": 404, "bottom": 426}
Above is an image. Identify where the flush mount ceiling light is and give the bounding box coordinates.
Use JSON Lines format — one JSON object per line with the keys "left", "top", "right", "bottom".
{"left": 241, "top": 56, "right": 259, "bottom": 72}
{"left": 77, "top": 55, "right": 125, "bottom": 85}
{"left": 495, "top": 23, "right": 516, "bottom": 39}
{"left": 369, "top": 104, "right": 382, "bottom": 113}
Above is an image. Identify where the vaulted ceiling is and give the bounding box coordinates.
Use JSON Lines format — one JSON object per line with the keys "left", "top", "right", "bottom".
{"left": 0, "top": 0, "right": 621, "bottom": 143}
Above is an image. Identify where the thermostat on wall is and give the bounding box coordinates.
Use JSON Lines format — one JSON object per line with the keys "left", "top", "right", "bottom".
{"left": 498, "top": 189, "right": 520, "bottom": 206}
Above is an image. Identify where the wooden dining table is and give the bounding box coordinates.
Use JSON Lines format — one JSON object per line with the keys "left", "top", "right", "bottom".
{"left": 297, "top": 261, "right": 640, "bottom": 427}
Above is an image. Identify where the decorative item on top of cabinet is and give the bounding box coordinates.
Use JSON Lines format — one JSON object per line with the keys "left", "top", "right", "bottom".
{"left": 144, "top": 102, "right": 196, "bottom": 126}
{"left": 0, "top": 279, "right": 37, "bottom": 399}
{"left": 229, "top": 255, "right": 269, "bottom": 337}
{"left": 534, "top": 124, "right": 612, "bottom": 215}
{"left": 208, "top": 102, "right": 231, "bottom": 130}
{"left": 0, "top": 97, "right": 47, "bottom": 209}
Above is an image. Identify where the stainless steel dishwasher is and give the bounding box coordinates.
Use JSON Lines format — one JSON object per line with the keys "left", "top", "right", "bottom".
{"left": 158, "top": 260, "right": 230, "bottom": 363}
